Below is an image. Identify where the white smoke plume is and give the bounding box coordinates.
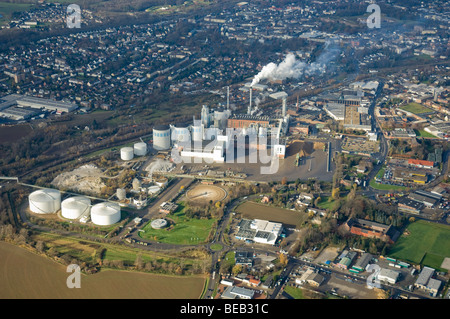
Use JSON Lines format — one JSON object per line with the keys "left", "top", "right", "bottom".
{"left": 251, "top": 40, "right": 339, "bottom": 86}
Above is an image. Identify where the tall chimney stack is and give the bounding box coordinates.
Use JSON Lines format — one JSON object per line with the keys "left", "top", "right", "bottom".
{"left": 248, "top": 87, "right": 252, "bottom": 115}
{"left": 282, "top": 97, "right": 287, "bottom": 118}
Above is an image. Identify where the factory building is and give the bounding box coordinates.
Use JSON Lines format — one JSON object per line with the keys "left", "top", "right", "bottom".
{"left": 235, "top": 218, "right": 283, "bottom": 245}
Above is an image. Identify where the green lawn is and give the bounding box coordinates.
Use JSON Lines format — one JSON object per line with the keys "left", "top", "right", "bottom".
{"left": 400, "top": 102, "right": 432, "bottom": 115}
{"left": 284, "top": 286, "right": 306, "bottom": 299}
{"left": 369, "top": 179, "right": 408, "bottom": 191}
{"left": 316, "top": 196, "right": 339, "bottom": 210}
{"left": 388, "top": 220, "right": 450, "bottom": 271}
{"left": 414, "top": 129, "right": 438, "bottom": 138}
{"left": 139, "top": 203, "right": 216, "bottom": 245}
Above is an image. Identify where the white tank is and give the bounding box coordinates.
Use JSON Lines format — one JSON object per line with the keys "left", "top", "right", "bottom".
{"left": 153, "top": 124, "right": 171, "bottom": 150}
{"left": 172, "top": 124, "right": 190, "bottom": 143}
{"left": 151, "top": 218, "right": 168, "bottom": 229}
{"left": 61, "top": 196, "right": 91, "bottom": 220}
{"left": 29, "top": 189, "right": 61, "bottom": 214}
{"left": 134, "top": 142, "right": 147, "bottom": 156}
{"left": 120, "top": 147, "right": 134, "bottom": 161}
{"left": 91, "top": 202, "right": 121, "bottom": 226}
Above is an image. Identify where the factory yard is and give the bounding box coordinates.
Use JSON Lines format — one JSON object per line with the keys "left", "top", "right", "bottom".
{"left": 234, "top": 201, "right": 306, "bottom": 228}
{"left": 0, "top": 242, "right": 206, "bottom": 299}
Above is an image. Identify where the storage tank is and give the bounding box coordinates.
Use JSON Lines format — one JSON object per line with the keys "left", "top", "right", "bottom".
{"left": 61, "top": 196, "right": 91, "bottom": 220}
{"left": 91, "top": 202, "right": 121, "bottom": 226}
{"left": 133, "top": 142, "right": 147, "bottom": 156}
{"left": 153, "top": 124, "right": 171, "bottom": 150}
{"left": 120, "top": 147, "right": 134, "bottom": 161}
{"left": 154, "top": 176, "right": 168, "bottom": 187}
{"left": 29, "top": 189, "right": 61, "bottom": 214}
{"left": 151, "top": 218, "right": 168, "bottom": 229}
{"left": 172, "top": 123, "right": 190, "bottom": 143}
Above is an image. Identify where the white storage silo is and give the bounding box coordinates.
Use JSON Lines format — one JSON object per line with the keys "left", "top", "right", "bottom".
{"left": 172, "top": 123, "right": 190, "bottom": 143}
{"left": 134, "top": 142, "right": 147, "bottom": 156}
{"left": 153, "top": 124, "right": 171, "bottom": 150}
{"left": 29, "top": 189, "right": 61, "bottom": 214}
{"left": 121, "top": 147, "right": 134, "bottom": 161}
{"left": 91, "top": 202, "right": 121, "bottom": 226}
{"left": 61, "top": 196, "right": 91, "bottom": 220}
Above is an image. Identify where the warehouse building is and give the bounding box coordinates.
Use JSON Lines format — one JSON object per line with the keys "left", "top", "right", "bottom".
{"left": 235, "top": 218, "right": 282, "bottom": 245}
{"left": 377, "top": 268, "right": 400, "bottom": 285}
{"left": 414, "top": 266, "right": 442, "bottom": 297}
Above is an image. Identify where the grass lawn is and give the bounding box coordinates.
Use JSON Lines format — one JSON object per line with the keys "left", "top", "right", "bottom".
{"left": 139, "top": 203, "right": 216, "bottom": 245}
{"left": 284, "top": 286, "right": 306, "bottom": 299}
{"left": 414, "top": 129, "right": 438, "bottom": 138}
{"left": 388, "top": 220, "right": 450, "bottom": 271}
{"left": 316, "top": 196, "right": 339, "bottom": 210}
{"left": 400, "top": 102, "right": 432, "bottom": 115}
{"left": 369, "top": 179, "right": 408, "bottom": 191}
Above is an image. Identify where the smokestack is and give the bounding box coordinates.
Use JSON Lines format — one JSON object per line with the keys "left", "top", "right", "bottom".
{"left": 248, "top": 88, "right": 252, "bottom": 115}
{"left": 282, "top": 97, "right": 287, "bottom": 118}
{"left": 227, "top": 86, "right": 230, "bottom": 110}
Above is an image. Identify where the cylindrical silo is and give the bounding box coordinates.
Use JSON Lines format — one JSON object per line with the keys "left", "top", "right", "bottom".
{"left": 153, "top": 124, "right": 171, "bottom": 150}
{"left": 61, "top": 196, "right": 91, "bottom": 220}
{"left": 29, "top": 189, "right": 61, "bottom": 214}
{"left": 120, "top": 147, "right": 134, "bottom": 161}
{"left": 172, "top": 123, "right": 190, "bottom": 143}
{"left": 134, "top": 142, "right": 147, "bottom": 156}
{"left": 91, "top": 202, "right": 121, "bottom": 226}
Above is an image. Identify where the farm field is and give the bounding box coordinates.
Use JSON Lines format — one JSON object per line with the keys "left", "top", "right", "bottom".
{"left": 0, "top": 123, "right": 33, "bottom": 143}
{"left": 234, "top": 201, "right": 306, "bottom": 228}
{"left": 0, "top": 241, "right": 206, "bottom": 299}
{"left": 140, "top": 203, "right": 217, "bottom": 245}
{"left": 388, "top": 220, "right": 450, "bottom": 271}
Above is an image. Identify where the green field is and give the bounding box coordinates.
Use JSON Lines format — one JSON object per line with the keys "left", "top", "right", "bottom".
{"left": 400, "top": 102, "right": 432, "bottom": 115}
{"left": 316, "top": 196, "right": 339, "bottom": 210}
{"left": 414, "top": 129, "right": 438, "bottom": 138}
{"left": 388, "top": 220, "right": 450, "bottom": 271}
{"left": 140, "top": 203, "right": 216, "bottom": 245}
{"left": 0, "top": 2, "right": 32, "bottom": 24}
{"left": 284, "top": 286, "right": 306, "bottom": 299}
{"left": 369, "top": 178, "right": 408, "bottom": 191}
